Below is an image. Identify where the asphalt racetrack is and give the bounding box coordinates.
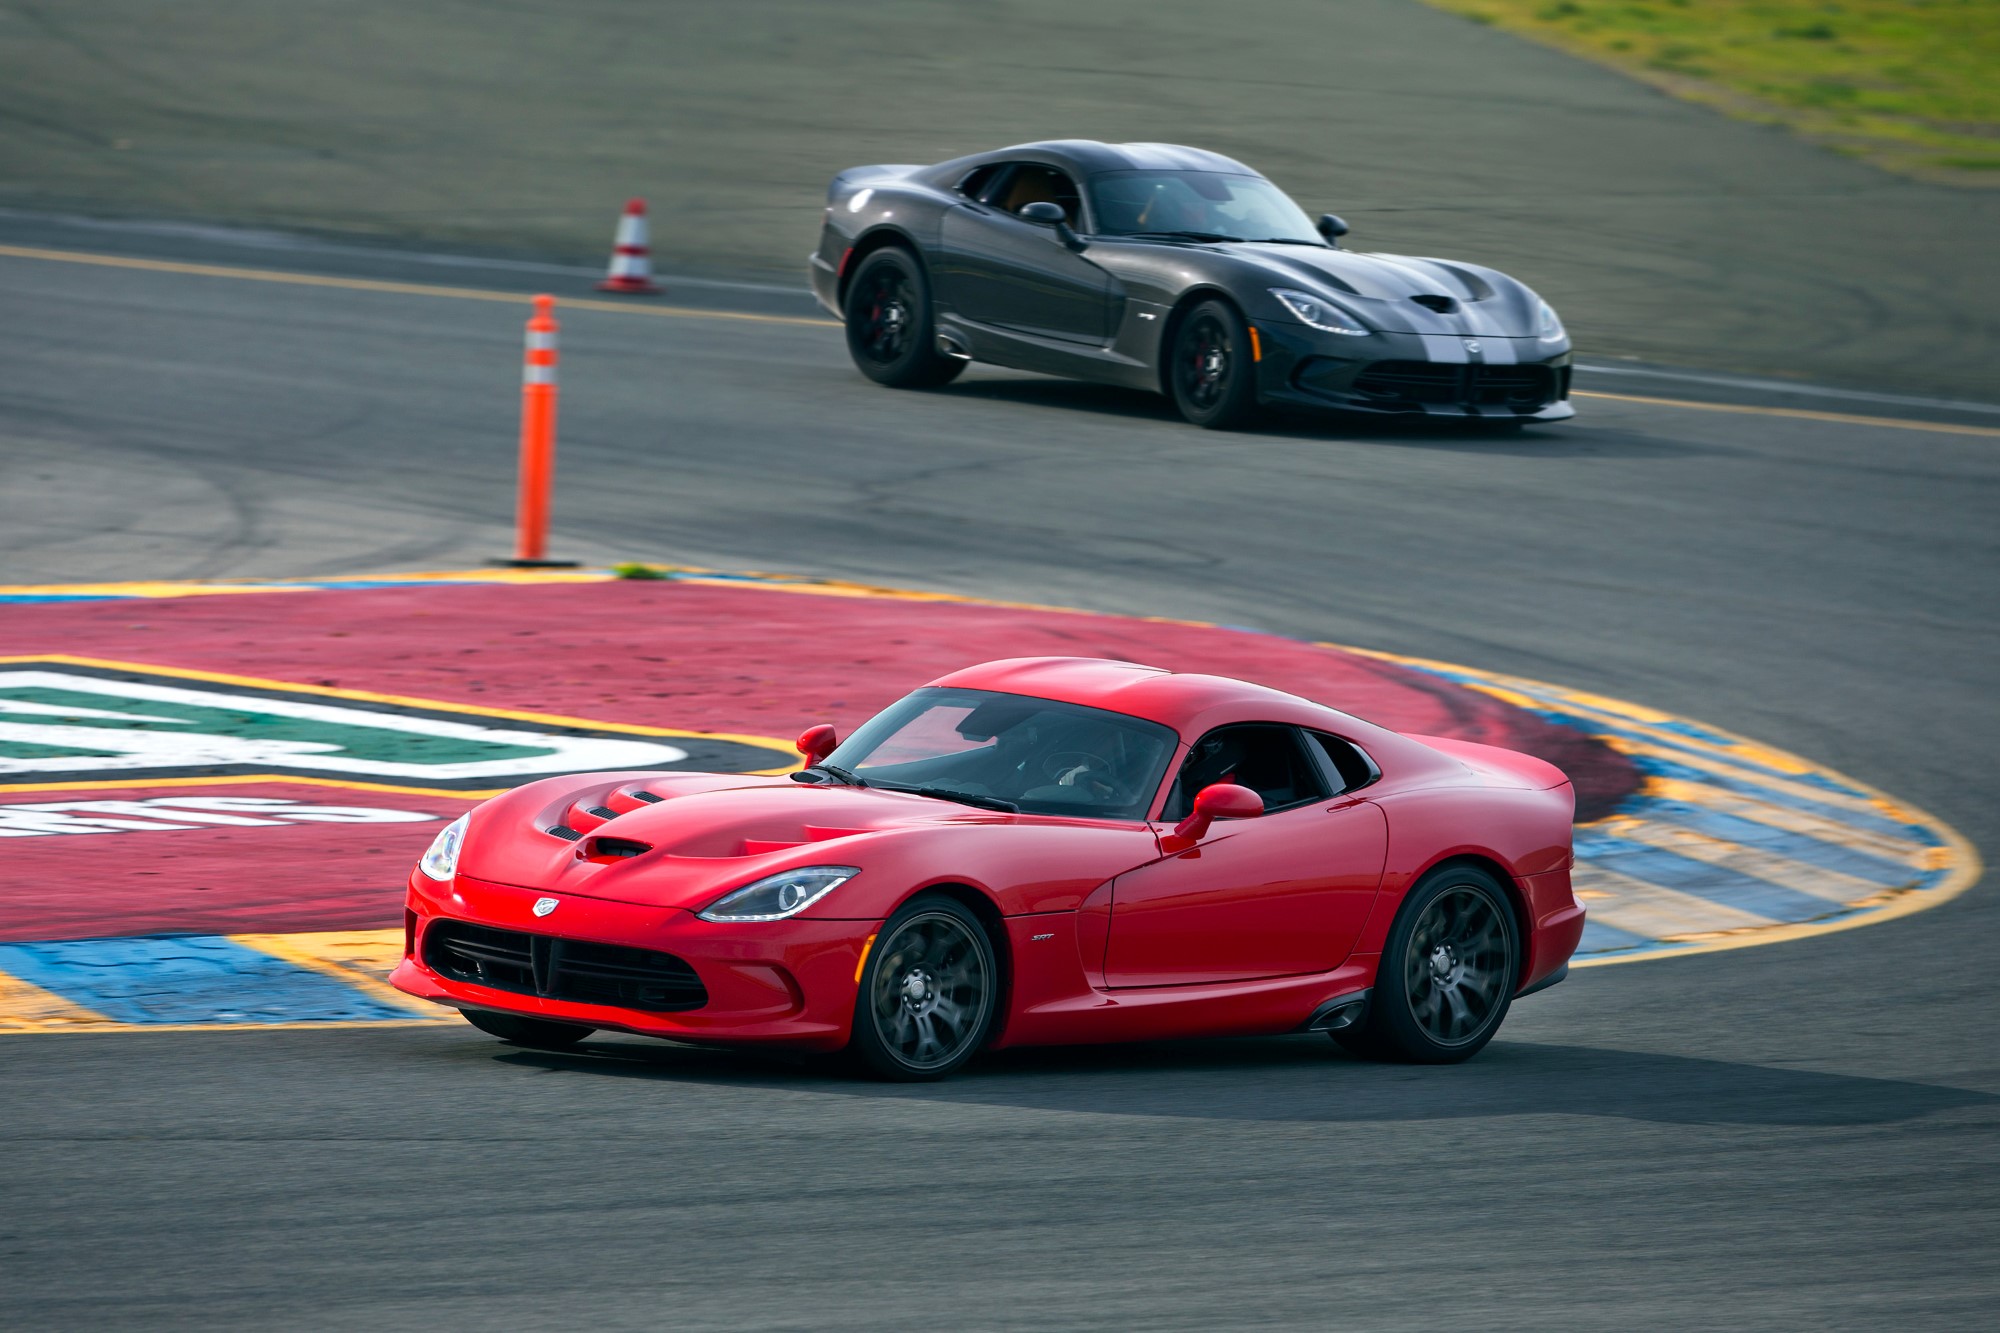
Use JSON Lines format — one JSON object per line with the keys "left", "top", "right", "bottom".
{"left": 2, "top": 221, "right": 1997, "bottom": 1327}
{"left": 4, "top": 0, "right": 1999, "bottom": 401}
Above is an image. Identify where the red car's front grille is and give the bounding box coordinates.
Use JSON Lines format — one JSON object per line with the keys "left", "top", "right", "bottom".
{"left": 424, "top": 920, "right": 708, "bottom": 1013}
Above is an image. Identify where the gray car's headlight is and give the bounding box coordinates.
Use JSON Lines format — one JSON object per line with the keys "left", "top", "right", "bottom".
{"left": 698, "top": 866, "right": 859, "bottom": 922}
{"left": 1271, "top": 289, "right": 1369, "bottom": 336}
{"left": 1536, "top": 299, "right": 1567, "bottom": 343}
{"left": 418, "top": 814, "right": 469, "bottom": 882}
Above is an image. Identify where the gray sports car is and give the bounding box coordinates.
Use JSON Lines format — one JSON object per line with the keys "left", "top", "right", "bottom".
{"left": 809, "top": 141, "right": 1573, "bottom": 429}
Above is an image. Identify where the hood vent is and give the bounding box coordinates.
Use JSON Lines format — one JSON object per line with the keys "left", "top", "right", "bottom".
{"left": 585, "top": 836, "right": 653, "bottom": 861}
{"left": 546, "top": 825, "right": 583, "bottom": 842}
{"left": 631, "top": 791, "right": 664, "bottom": 804}
{"left": 1411, "top": 294, "right": 1458, "bottom": 314}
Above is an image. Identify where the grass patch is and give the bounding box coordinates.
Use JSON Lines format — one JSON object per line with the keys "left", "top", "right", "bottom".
{"left": 1431, "top": 1, "right": 2000, "bottom": 183}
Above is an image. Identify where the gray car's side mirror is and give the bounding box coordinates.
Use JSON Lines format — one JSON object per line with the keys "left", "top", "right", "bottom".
{"left": 1317, "top": 213, "right": 1349, "bottom": 247}
{"left": 1018, "top": 201, "right": 1088, "bottom": 252}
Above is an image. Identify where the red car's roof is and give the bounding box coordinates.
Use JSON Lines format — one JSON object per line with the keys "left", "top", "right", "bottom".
{"left": 927, "top": 656, "right": 1361, "bottom": 736}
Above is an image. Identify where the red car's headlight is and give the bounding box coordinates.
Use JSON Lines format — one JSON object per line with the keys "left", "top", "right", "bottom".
{"left": 698, "top": 867, "right": 859, "bottom": 922}
{"left": 417, "top": 814, "right": 469, "bottom": 882}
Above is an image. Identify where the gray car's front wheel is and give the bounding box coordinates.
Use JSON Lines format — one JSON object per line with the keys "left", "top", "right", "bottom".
{"left": 1168, "top": 299, "right": 1261, "bottom": 430}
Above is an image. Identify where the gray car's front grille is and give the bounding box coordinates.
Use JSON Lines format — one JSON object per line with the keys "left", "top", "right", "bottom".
{"left": 1352, "top": 361, "right": 1558, "bottom": 410}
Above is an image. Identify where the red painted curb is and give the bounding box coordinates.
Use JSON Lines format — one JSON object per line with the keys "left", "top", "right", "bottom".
{"left": 1, "top": 579, "right": 1637, "bottom": 941}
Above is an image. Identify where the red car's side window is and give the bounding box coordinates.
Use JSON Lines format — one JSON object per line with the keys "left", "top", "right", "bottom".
{"left": 1160, "top": 724, "right": 1331, "bottom": 821}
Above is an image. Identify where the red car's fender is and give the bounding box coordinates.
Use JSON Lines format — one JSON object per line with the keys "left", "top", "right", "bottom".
{"left": 1355, "top": 733, "right": 1579, "bottom": 991}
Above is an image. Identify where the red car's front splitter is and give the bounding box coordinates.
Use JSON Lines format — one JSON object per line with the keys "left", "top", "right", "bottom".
{"left": 391, "top": 873, "right": 871, "bottom": 1051}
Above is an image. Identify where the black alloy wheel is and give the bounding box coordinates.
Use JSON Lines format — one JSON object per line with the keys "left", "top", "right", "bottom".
{"left": 842, "top": 248, "right": 965, "bottom": 388}
{"left": 851, "top": 894, "right": 997, "bottom": 1081}
{"left": 1168, "top": 298, "right": 1260, "bottom": 429}
{"left": 1336, "top": 864, "right": 1518, "bottom": 1063}
{"left": 461, "top": 1008, "right": 595, "bottom": 1050}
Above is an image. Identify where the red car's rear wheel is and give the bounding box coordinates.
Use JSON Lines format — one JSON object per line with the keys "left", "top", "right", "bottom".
{"left": 851, "top": 894, "right": 997, "bottom": 1081}
{"left": 1338, "top": 865, "right": 1517, "bottom": 1063}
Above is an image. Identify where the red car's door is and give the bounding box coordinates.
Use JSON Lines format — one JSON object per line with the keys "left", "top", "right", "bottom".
{"left": 1102, "top": 725, "right": 1389, "bottom": 987}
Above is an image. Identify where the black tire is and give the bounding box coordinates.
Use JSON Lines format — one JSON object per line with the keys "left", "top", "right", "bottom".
{"left": 850, "top": 894, "right": 998, "bottom": 1081}
{"left": 462, "top": 1008, "right": 594, "bottom": 1050}
{"left": 1167, "top": 298, "right": 1261, "bottom": 429}
{"left": 1336, "top": 864, "right": 1518, "bottom": 1063}
{"left": 842, "top": 247, "right": 965, "bottom": 388}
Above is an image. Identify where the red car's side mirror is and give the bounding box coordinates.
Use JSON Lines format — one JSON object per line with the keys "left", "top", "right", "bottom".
{"left": 796, "top": 724, "right": 839, "bottom": 766}
{"left": 1173, "top": 782, "right": 1263, "bottom": 841}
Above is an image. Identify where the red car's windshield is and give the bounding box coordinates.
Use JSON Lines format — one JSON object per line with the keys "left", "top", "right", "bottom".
{"left": 826, "top": 687, "right": 1178, "bottom": 819}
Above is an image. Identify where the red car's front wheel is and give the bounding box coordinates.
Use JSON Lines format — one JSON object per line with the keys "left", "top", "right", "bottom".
{"left": 851, "top": 894, "right": 997, "bottom": 1081}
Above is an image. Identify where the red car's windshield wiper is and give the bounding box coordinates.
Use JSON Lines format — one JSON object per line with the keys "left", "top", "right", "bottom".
{"left": 874, "top": 782, "right": 1018, "bottom": 812}
{"left": 1123, "top": 230, "right": 1243, "bottom": 243}
{"left": 790, "top": 763, "right": 866, "bottom": 787}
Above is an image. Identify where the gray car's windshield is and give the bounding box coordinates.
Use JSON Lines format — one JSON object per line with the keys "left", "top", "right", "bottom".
{"left": 825, "top": 687, "right": 1178, "bottom": 820}
{"left": 1089, "top": 170, "right": 1321, "bottom": 244}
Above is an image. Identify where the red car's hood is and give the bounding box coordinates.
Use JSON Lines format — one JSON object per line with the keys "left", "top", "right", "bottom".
{"left": 455, "top": 775, "right": 1156, "bottom": 913}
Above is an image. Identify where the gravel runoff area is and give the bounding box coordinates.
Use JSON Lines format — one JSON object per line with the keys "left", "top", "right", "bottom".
{"left": 1, "top": 0, "right": 1996, "bottom": 400}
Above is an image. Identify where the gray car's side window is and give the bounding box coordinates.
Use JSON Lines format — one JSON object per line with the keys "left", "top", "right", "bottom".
{"left": 956, "top": 164, "right": 1004, "bottom": 200}
{"left": 983, "top": 164, "right": 1085, "bottom": 227}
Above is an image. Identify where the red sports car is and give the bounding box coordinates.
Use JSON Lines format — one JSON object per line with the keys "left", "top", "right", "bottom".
{"left": 390, "top": 657, "right": 1582, "bottom": 1078}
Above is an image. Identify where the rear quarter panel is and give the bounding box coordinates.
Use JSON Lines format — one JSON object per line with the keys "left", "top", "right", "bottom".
{"left": 1357, "top": 784, "right": 1577, "bottom": 982}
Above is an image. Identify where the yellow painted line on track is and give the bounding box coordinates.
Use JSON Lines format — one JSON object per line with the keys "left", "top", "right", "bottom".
{"left": 0, "top": 243, "right": 839, "bottom": 328}
{"left": 0, "top": 652, "right": 799, "bottom": 757}
{"left": 0, "top": 969, "right": 118, "bottom": 1032}
{"left": 230, "top": 930, "right": 443, "bottom": 1018}
{"left": 0, "top": 773, "right": 494, "bottom": 800}
{"left": 0, "top": 1018, "right": 446, "bottom": 1037}
{"left": 1595, "top": 813, "right": 1893, "bottom": 904}
{"left": 1572, "top": 862, "right": 1777, "bottom": 941}
{"left": 1644, "top": 775, "right": 1941, "bottom": 865}
{"left": 1, "top": 241, "right": 1993, "bottom": 436}
{"left": 1573, "top": 390, "right": 2000, "bottom": 439}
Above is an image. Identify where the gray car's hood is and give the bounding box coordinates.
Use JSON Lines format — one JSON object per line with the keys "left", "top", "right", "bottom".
{"left": 1235, "top": 244, "right": 1548, "bottom": 338}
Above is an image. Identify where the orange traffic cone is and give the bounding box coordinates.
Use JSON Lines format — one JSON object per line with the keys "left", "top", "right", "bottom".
{"left": 596, "top": 198, "right": 662, "bottom": 294}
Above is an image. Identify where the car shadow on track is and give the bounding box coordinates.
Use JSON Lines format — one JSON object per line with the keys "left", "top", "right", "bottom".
{"left": 493, "top": 1035, "right": 1993, "bottom": 1130}
{"left": 941, "top": 375, "right": 1710, "bottom": 458}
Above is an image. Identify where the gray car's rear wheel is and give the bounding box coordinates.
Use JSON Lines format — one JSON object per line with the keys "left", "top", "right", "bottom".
{"left": 1336, "top": 864, "right": 1517, "bottom": 1063}
{"left": 851, "top": 894, "right": 997, "bottom": 1081}
{"left": 843, "top": 247, "right": 965, "bottom": 388}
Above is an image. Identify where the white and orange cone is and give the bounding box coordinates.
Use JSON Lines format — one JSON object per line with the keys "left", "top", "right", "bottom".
{"left": 596, "top": 198, "right": 662, "bottom": 294}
